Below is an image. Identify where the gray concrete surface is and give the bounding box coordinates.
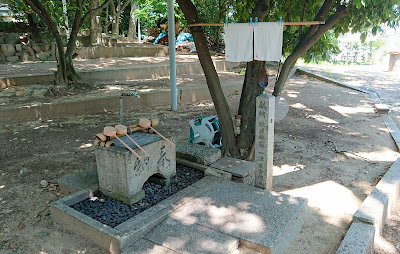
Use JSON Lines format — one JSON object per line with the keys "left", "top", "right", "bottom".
{"left": 335, "top": 222, "right": 375, "bottom": 254}
{"left": 176, "top": 141, "right": 221, "bottom": 165}
{"left": 51, "top": 175, "right": 223, "bottom": 254}
{"left": 58, "top": 169, "right": 98, "bottom": 195}
{"left": 95, "top": 133, "right": 176, "bottom": 205}
{"left": 210, "top": 157, "right": 256, "bottom": 186}
{"left": 145, "top": 216, "right": 240, "bottom": 254}
{"left": 171, "top": 180, "right": 308, "bottom": 253}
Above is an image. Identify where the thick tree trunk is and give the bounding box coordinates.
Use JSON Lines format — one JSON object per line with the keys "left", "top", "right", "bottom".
{"left": 235, "top": 0, "right": 271, "bottom": 158}
{"left": 90, "top": 0, "right": 101, "bottom": 45}
{"left": 237, "top": 61, "right": 265, "bottom": 156}
{"left": 177, "top": 0, "right": 239, "bottom": 157}
{"left": 26, "top": 0, "right": 111, "bottom": 85}
{"left": 27, "top": 12, "right": 42, "bottom": 43}
{"left": 112, "top": 15, "right": 120, "bottom": 35}
{"left": 128, "top": 1, "right": 137, "bottom": 39}
{"left": 24, "top": 0, "right": 67, "bottom": 85}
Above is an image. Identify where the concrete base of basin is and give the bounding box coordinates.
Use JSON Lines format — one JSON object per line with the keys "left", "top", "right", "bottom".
{"left": 50, "top": 176, "right": 223, "bottom": 254}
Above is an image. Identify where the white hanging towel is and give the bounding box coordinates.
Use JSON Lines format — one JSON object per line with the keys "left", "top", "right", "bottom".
{"left": 254, "top": 22, "right": 283, "bottom": 61}
{"left": 225, "top": 23, "right": 254, "bottom": 62}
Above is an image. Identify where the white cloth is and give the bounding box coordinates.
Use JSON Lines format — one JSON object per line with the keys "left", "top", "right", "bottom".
{"left": 225, "top": 23, "right": 254, "bottom": 62}
{"left": 254, "top": 22, "right": 283, "bottom": 61}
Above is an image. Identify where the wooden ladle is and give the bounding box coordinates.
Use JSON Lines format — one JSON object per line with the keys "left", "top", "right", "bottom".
{"left": 103, "top": 126, "right": 142, "bottom": 159}
{"left": 115, "top": 125, "right": 150, "bottom": 157}
{"left": 139, "top": 118, "right": 175, "bottom": 147}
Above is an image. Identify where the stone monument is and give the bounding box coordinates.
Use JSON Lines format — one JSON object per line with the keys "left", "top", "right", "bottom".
{"left": 255, "top": 94, "right": 275, "bottom": 190}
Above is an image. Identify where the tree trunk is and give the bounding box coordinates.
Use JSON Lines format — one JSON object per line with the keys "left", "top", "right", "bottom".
{"left": 90, "top": 0, "right": 101, "bottom": 45}
{"left": 237, "top": 60, "right": 265, "bottom": 156}
{"left": 112, "top": 14, "right": 120, "bottom": 35}
{"left": 24, "top": 0, "right": 68, "bottom": 85}
{"left": 235, "top": 0, "right": 271, "bottom": 158}
{"left": 27, "top": 12, "right": 42, "bottom": 43}
{"left": 177, "top": 0, "right": 239, "bottom": 157}
{"left": 128, "top": 1, "right": 137, "bottom": 39}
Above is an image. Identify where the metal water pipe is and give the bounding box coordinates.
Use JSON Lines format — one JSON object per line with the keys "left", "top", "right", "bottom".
{"left": 167, "top": 0, "right": 177, "bottom": 111}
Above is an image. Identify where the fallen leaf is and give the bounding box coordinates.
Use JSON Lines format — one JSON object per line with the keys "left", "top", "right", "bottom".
{"left": 18, "top": 224, "right": 25, "bottom": 230}
{"left": 34, "top": 214, "right": 40, "bottom": 218}
{"left": 56, "top": 192, "right": 65, "bottom": 197}
{"left": 11, "top": 245, "right": 17, "bottom": 249}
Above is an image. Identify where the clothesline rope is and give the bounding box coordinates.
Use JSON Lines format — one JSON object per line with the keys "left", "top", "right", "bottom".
{"left": 188, "top": 21, "right": 325, "bottom": 27}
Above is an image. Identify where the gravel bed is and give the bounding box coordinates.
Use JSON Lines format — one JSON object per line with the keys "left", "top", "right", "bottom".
{"left": 70, "top": 164, "right": 203, "bottom": 228}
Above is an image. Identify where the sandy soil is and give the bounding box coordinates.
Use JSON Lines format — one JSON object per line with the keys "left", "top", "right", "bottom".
{"left": 300, "top": 63, "right": 400, "bottom": 254}
{"left": 0, "top": 66, "right": 398, "bottom": 253}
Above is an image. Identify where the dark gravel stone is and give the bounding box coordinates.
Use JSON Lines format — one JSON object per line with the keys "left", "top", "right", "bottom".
{"left": 70, "top": 164, "right": 203, "bottom": 228}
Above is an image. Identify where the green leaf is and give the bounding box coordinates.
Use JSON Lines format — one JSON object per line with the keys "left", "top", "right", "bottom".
{"left": 360, "top": 32, "right": 367, "bottom": 42}
{"left": 372, "top": 26, "right": 377, "bottom": 35}
{"left": 353, "top": 0, "right": 362, "bottom": 8}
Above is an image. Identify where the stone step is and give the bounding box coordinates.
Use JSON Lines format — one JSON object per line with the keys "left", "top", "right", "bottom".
{"left": 142, "top": 216, "right": 240, "bottom": 254}
{"left": 170, "top": 180, "right": 308, "bottom": 254}
{"left": 127, "top": 180, "right": 308, "bottom": 254}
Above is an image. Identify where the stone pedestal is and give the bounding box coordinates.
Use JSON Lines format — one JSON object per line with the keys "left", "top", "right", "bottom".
{"left": 255, "top": 94, "right": 275, "bottom": 190}
{"left": 210, "top": 157, "right": 255, "bottom": 186}
{"left": 95, "top": 132, "right": 176, "bottom": 205}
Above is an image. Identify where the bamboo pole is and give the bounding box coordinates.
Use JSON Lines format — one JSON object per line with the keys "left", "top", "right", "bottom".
{"left": 188, "top": 21, "right": 325, "bottom": 27}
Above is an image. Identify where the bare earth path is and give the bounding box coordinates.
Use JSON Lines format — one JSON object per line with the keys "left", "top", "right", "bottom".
{"left": 0, "top": 63, "right": 398, "bottom": 253}
{"left": 299, "top": 63, "right": 400, "bottom": 253}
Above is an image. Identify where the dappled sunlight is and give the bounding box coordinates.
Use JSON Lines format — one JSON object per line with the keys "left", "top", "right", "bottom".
{"left": 222, "top": 211, "right": 265, "bottom": 233}
{"left": 172, "top": 197, "right": 236, "bottom": 227}
{"left": 33, "top": 125, "right": 49, "bottom": 130}
{"left": 273, "top": 164, "right": 305, "bottom": 176}
{"left": 79, "top": 143, "right": 93, "bottom": 149}
{"left": 375, "top": 235, "right": 398, "bottom": 254}
{"left": 282, "top": 181, "right": 361, "bottom": 226}
{"left": 290, "top": 102, "right": 313, "bottom": 111}
{"left": 330, "top": 105, "right": 374, "bottom": 117}
{"left": 286, "top": 91, "right": 299, "bottom": 98}
{"left": 138, "top": 88, "right": 156, "bottom": 92}
{"left": 105, "top": 85, "right": 124, "bottom": 91}
{"left": 347, "top": 148, "right": 398, "bottom": 162}
{"left": 308, "top": 114, "right": 339, "bottom": 124}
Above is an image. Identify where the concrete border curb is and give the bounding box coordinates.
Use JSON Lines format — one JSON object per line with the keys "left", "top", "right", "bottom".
{"left": 335, "top": 222, "right": 375, "bottom": 254}
{"left": 0, "top": 59, "right": 238, "bottom": 88}
{"left": 0, "top": 82, "right": 242, "bottom": 125}
{"left": 297, "top": 68, "right": 400, "bottom": 254}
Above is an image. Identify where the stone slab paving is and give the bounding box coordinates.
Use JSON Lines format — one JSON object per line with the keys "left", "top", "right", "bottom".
{"left": 145, "top": 216, "right": 239, "bottom": 254}
{"left": 210, "top": 158, "right": 255, "bottom": 178}
{"left": 167, "top": 180, "right": 308, "bottom": 253}
{"left": 124, "top": 239, "right": 179, "bottom": 254}
{"left": 176, "top": 142, "right": 221, "bottom": 166}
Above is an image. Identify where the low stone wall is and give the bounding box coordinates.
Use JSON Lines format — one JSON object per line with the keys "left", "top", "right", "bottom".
{"left": 0, "top": 32, "right": 56, "bottom": 63}
{"left": 74, "top": 45, "right": 168, "bottom": 59}
{"left": 0, "top": 42, "right": 55, "bottom": 63}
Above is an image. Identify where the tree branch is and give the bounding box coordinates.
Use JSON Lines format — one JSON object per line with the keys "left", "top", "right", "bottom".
{"left": 81, "top": 0, "right": 112, "bottom": 25}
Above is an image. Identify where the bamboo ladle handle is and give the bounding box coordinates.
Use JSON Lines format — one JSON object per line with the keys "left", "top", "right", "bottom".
{"left": 104, "top": 126, "right": 142, "bottom": 160}
{"left": 115, "top": 136, "right": 142, "bottom": 160}
{"left": 149, "top": 126, "right": 175, "bottom": 147}
{"left": 125, "top": 135, "right": 150, "bottom": 157}
{"left": 115, "top": 125, "right": 149, "bottom": 158}
{"left": 139, "top": 118, "right": 175, "bottom": 147}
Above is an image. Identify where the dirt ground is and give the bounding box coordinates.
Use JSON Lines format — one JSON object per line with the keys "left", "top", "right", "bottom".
{"left": 0, "top": 64, "right": 399, "bottom": 253}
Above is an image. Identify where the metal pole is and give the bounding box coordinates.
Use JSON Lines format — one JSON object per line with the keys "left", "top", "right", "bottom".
{"left": 167, "top": 0, "right": 177, "bottom": 111}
